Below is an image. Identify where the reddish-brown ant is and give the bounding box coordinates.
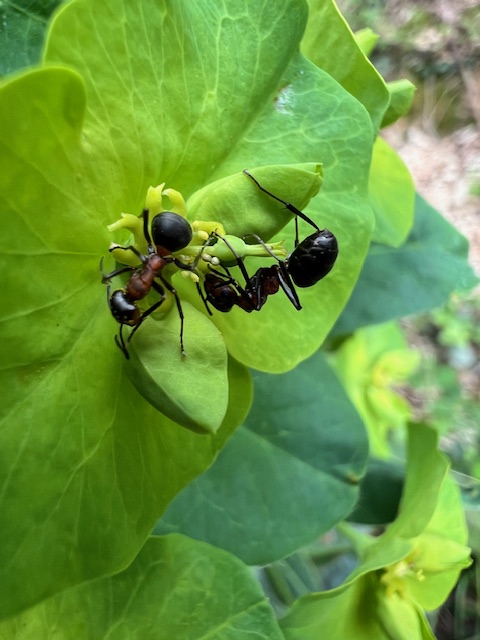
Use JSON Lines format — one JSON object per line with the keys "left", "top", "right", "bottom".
{"left": 101, "top": 208, "right": 194, "bottom": 359}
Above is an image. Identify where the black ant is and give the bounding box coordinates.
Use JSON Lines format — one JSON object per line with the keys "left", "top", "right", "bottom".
{"left": 243, "top": 170, "right": 338, "bottom": 287}
{"left": 199, "top": 170, "right": 338, "bottom": 313}
{"left": 101, "top": 208, "right": 194, "bottom": 359}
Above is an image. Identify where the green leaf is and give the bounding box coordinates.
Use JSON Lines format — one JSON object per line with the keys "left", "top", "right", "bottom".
{"left": 42, "top": 0, "right": 374, "bottom": 374}
{"left": 381, "top": 79, "right": 416, "bottom": 128}
{"left": 127, "top": 302, "right": 229, "bottom": 434}
{"left": 0, "top": 535, "right": 285, "bottom": 640}
{"left": 0, "top": 59, "right": 238, "bottom": 617}
{"left": 0, "top": 0, "right": 62, "bottom": 76}
{"left": 302, "top": 0, "right": 390, "bottom": 131}
{"left": 331, "top": 322, "right": 419, "bottom": 458}
{"left": 280, "top": 573, "right": 435, "bottom": 640}
{"left": 369, "top": 137, "right": 415, "bottom": 246}
{"left": 332, "top": 194, "right": 479, "bottom": 335}
{"left": 187, "top": 163, "right": 323, "bottom": 240}
{"left": 354, "top": 28, "right": 380, "bottom": 57}
{"left": 280, "top": 424, "right": 470, "bottom": 640}
{"left": 156, "top": 351, "right": 369, "bottom": 564}
{"left": 348, "top": 457, "right": 405, "bottom": 525}
{"left": 43, "top": 0, "right": 309, "bottom": 198}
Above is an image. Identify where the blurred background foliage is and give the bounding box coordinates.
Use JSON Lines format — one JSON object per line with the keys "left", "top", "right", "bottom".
{"left": 265, "top": 2, "right": 480, "bottom": 638}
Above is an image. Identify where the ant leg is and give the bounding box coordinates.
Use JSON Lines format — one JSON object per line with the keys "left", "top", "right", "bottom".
{"left": 100, "top": 256, "right": 137, "bottom": 283}
{"left": 140, "top": 209, "right": 153, "bottom": 247}
{"left": 108, "top": 243, "right": 147, "bottom": 262}
{"left": 122, "top": 285, "right": 166, "bottom": 356}
{"left": 127, "top": 279, "right": 168, "bottom": 343}
{"left": 127, "top": 297, "right": 165, "bottom": 344}
{"left": 196, "top": 282, "right": 213, "bottom": 316}
{"left": 212, "top": 232, "right": 253, "bottom": 289}
{"left": 275, "top": 263, "right": 302, "bottom": 310}
{"left": 242, "top": 234, "right": 301, "bottom": 310}
{"left": 242, "top": 233, "right": 284, "bottom": 261}
{"left": 243, "top": 169, "right": 320, "bottom": 236}
{"left": 208, "top": 264, "right": 244, "bottom": 291}
{"left": 115, "top": 324, "right": 131, "bottom": 359}
{"left": 154, "top": 276, "right": 187, "bottom": 358}
{"left": 105, "top": 282, "right": 112, "bottom": 311}
{"left": 207, "top": 264, "right": 256, "bottom": 311}
{"left": 101, "top": 264, "right": 136, "bottom": 283}
{"left": 171, "top": 231, "right": 217, "bottom": 273}
{"left": 209, "top": 233, "right": 263, "bottom": 310}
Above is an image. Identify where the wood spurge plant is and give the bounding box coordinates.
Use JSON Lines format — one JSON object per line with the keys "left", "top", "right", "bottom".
{"left": 0, "top": 0, "right": 476, "bottom": 638}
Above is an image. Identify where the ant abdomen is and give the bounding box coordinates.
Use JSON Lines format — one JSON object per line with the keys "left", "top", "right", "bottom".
{"left": 288, "top": 230, "right": 338, "bottom": 288}
{"left": 110, "top": 290, "right": 141, "bottom": 326}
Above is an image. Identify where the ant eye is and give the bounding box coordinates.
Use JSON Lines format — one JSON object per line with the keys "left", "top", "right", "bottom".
{"left": 151, "top": 211, "right": 192, "bottom": 252}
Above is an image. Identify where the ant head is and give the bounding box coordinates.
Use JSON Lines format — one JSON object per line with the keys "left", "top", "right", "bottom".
{"left": 151, "top": 211, "right": 192, "bottom": 252}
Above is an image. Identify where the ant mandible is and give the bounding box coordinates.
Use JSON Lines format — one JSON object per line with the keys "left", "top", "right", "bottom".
{"left": 101, "top": 207, "right": 193, "bottom": 359}
{"left": 199, "top": 170, "right": 338, "bottom": 313}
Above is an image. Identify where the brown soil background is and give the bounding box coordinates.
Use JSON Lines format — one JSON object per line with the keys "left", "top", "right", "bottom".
{"left": 340, "top": 0, "right": 480, "bottom": 279}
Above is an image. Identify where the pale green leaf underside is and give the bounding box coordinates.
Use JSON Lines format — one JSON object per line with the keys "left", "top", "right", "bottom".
{"left": 127, "top": 302, "right": 229, "bottom": 434}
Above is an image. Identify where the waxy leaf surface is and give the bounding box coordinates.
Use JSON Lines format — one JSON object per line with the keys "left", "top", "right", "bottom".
{"left": 0, "top": 535, "right": 284, "bottom": 640}
{"left": 1, "top": 0, "right": 375, "bottom": 618}
{"left": 156, "top": 351, "right": 369, "bottom": 564}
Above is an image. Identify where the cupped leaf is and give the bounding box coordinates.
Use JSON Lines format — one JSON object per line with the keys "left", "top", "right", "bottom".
{"left": 0, "top": 0, "right": 62, "bottom": 76}
{"left": 381, "top": 79, "right": 416, "bottom": 128}
{"left": 187, "top": 163, "right": 323, "bottom": 240}
{"left": 0, "top": 535, "right": 285, "bottom": 640}
{"left": 332, "top": 194, "right": 478, "bottom": 335}
{"left": 302, "top": 0, "right": 390, "bottom": 131}
{"left": 127, "top": 302, "right": 228, "bottom": 434}
{"left": 405, "top": 479, "right": 471, "bottom": 610}
{"left": 386, "top": 424, "right": 449, "bottom": 539}
{"left": 156, "top": 351, "right": 369, "bottom": 564}
{"left": 369, "top": 137, "right": 415, "bottom": 246}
